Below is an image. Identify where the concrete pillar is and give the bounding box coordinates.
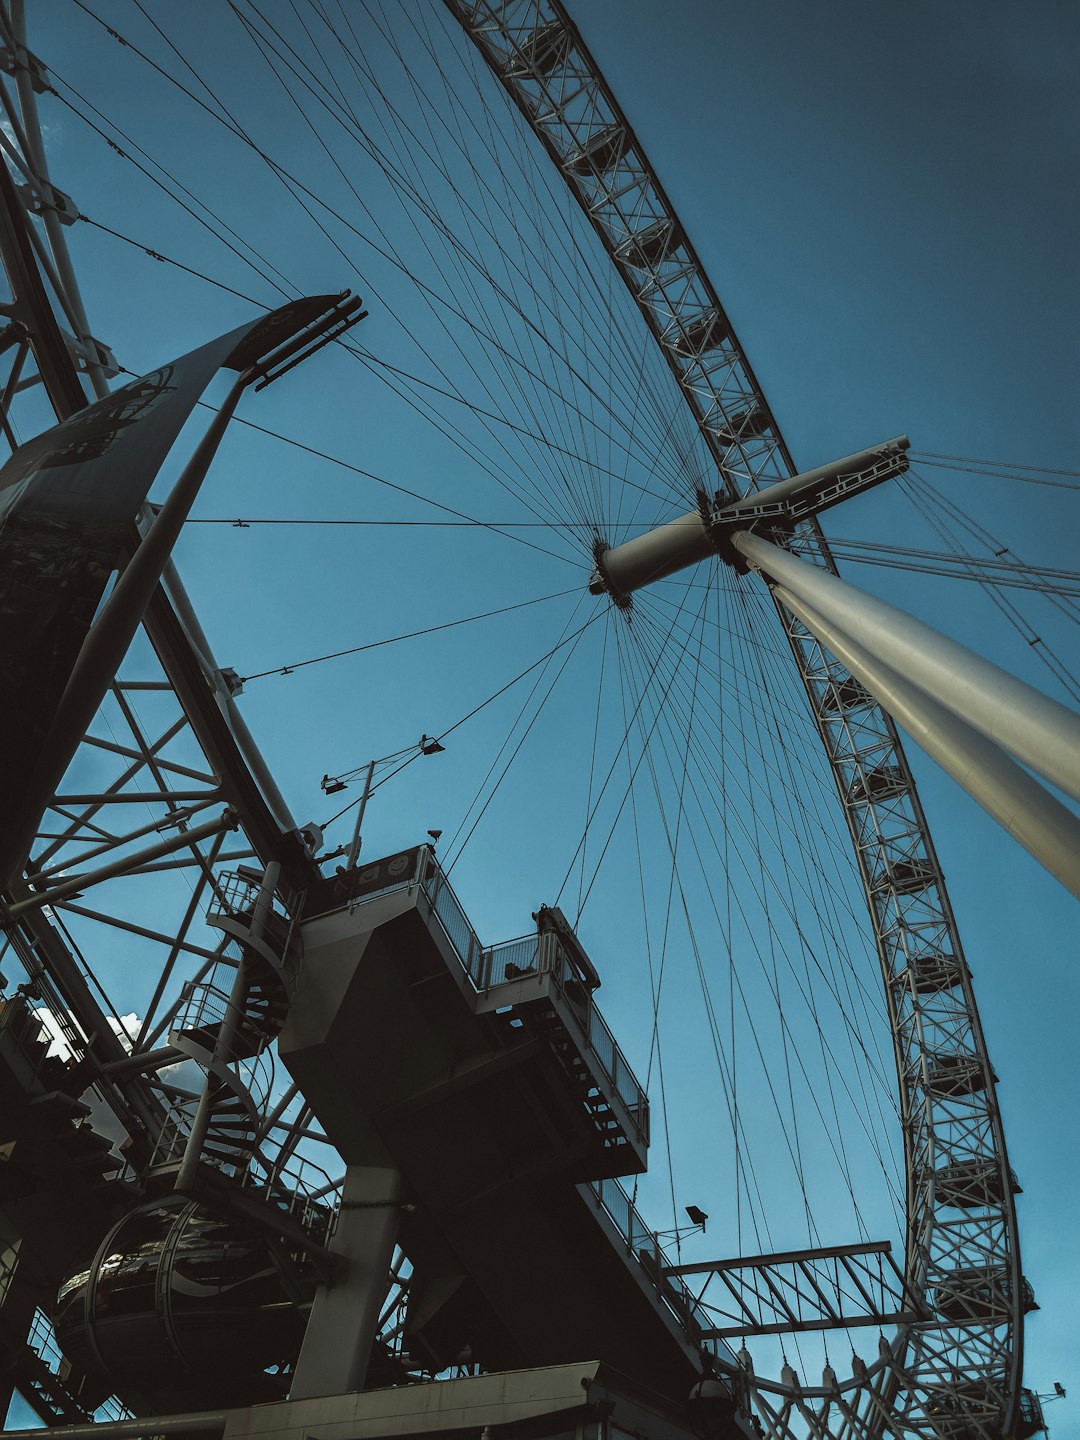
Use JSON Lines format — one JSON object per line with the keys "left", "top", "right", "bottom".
{"left": 289, "top": 1165, "right": 405, "bottom": 1399}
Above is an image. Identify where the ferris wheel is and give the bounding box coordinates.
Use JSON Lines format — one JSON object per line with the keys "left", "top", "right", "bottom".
{"left": 0, "top": 3, "right": 1071, "bottom": 1440}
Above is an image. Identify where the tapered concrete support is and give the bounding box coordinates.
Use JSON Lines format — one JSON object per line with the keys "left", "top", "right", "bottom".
{"left": 733, "top": 530, "right": 1080, "bottom": 807}
{"left": 775, "top": 586, "right": 1080, "bottom": 902}
{"left": 289, "top": 1164, "right": 405, "bottom": 1399}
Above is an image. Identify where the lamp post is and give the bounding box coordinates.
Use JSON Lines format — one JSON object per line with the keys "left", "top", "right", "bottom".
{"left": 321, "top": 735, "right": 447, "bottom": 872}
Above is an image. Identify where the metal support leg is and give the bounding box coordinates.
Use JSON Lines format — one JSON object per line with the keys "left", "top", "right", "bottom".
{"left": 175, "top": 860, "right": 278, "bottom": 1193}
{"left": 1, "top": 372, "right": 253, "bottom": 890}
{"left": 733, "top": 529, "right": 1080, "bottom": 806}
{"left": 289, "top": 1164, "right": 405, "bottom": 1399}
{"left": 775, "top": 584, "right": 1080, "bottom": 901}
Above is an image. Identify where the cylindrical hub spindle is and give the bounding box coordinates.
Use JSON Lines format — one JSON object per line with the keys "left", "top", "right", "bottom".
{"left": 589, "top": 435, "right": 910, "bottom": 605}
{"left": 589, "top": 508, "right": 714, "bottom": 602}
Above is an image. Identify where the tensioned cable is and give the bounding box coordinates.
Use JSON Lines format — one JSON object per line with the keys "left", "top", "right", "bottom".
{"left": 240, "top": 586, "right": 578, "bottom": 682}
{"left": 64, "top": 2, "right": 710, "bottom": 568}
{"left": 902, "top": 473, "right": 1080, "bottom": 703}
{"left": 54, "top": 53, "right": 685, "bottom": 525}
{"left": 633, "top": 581, "right": 904, "bottom": 1134}
{"left": 440, "top": 589, "right": 592, "bottom": 862}
{"left": 903, "top": 471, "right": 1080, "bottom": 626}
{"left": 238, "top": 0, "right": 702, "bottom": 511}
{"left": 912, "top": 449, "right": 1080, "bottom": 482}
{"left": 342, "top": 0, "right": 610, "bottom": 532}
{"left": 575, "top": 615, "right": 611, "bottom": 921}
{"left": 624, "top": 596, "right": 904, "bottom": 1238}
{"left": 319, "top": 608, "right": 604, "bottom": 829}
{"left": 611, "top": 608, "right": 786, "bottom": 1255}
{"left": 181, "top": 396, "right": 582, "bottom": 567}
{"left": 216, "top": 0, "right": 701, "bottom": 508}
{"left": 443, "top": 601, "right": 598, "bottom": 875}
{"left": 226, "top": 5, "right": 596, "bottom": 537}
{"left": 381, "top": 0, "right": 708, "bottom": 511}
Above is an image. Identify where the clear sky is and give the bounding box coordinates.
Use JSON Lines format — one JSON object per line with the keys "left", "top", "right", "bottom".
{"left": 11, "top": 0, "right": 1079, "bottom": 1430}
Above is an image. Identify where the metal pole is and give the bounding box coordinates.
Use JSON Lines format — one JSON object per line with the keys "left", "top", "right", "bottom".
{"left": 0, "top": 372, "right": 253, "bottom": 891}
{"left": 733, "top": 529, "right": 1080, "bottom": 807}
{"left": 175, "top": 957, "right": 248, "bottom": 1196}
{"left": 774, "top": 584, "right": 1080, "bottom": 902}
{"left": 175, "top": 860, "right": 278, "bottom": 1194}
{"left": 345, "top": 761, "right": 376, "bottom": 870}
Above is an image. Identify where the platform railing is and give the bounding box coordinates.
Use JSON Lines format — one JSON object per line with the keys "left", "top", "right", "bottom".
{"left": 587, "top": 1176, "right": 739, "bottom": 1369}
{"left": 418, "top": 853, "right": 649, "bottom": 1148}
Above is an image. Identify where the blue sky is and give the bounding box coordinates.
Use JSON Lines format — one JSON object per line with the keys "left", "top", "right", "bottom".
{"left": 10, "top": 0, "right": 1079, "bottom": 1429}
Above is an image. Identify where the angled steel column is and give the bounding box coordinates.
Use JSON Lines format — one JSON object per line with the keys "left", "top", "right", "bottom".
{"left": 775, "top": 584, "right": 1080, "bottom": 900}
{"left": 733, "top": 530, "right": 1080, "bottom": 806}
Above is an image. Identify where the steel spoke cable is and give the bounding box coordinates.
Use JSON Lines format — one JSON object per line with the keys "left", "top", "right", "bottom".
{"left": 395, "top": 0, "right": 707, "bottom": 511}
{"left": 313, "top": 0, "right": 706, "bottom": 511}
{"left": 629, "top": 594, "right": 900, "bottom": 1111}
{"left": 442, "top": 598, "right": 599, "bottom": 875}
{"left": 54, "top": 77, "right": 585, "bottom": 529}
{"left": 903, "top": 473, "right": 1080, "bottom": 702}
{"left": 632, "top": 588, "right": 874, "bottom": 885}
{"left": 288, "top": 3, "right": 603, "bottom": 537}
{"left": 65, "top": 26, "right": 702, "bottom": 544}
{"left": 394, "top": 3, "right": 608, "bottom": 527}
{"left": 736, "top": 586, "right": 904, "bottom": 1106}
{"left": 49, "top": 84, "right": 295, "bottom": 302}
{"left": 647, "top": 589, "right": 709, "bottom": 1252}
{"left": 912, "top": 449, "right": 1080, "bottom": 485}
{"left": 733, "top": 586, "right": 905, "bottom": 1217}
{"left": 194, "top": 399, "right": 580, "bottom": 568}
{"left": 627, "top": 596, "right": 903, "bottom": 1151}
{"left": 440, "top": 588, "right": 593, "bottom": 864}
{"left": 906, "top": 469, "right": 1080, "bottom": 626}
{"left": 575, "top": 614, "right": 612, "bottom": 920}
{"left": 62, "top": 20, "right": 684, "bottom": 514}
{"left": 240, "top": 585, "right": 579, "bottom": 682}
{"left": 622, "top": 606, "right": 903, "bottom": 1235}
{"left": 615, "top": 616, "right": 808, "bottom": 1256}
{"left": 319, "top": 607, "right": 604, "bottom": 830}
{"left": 225, "top": 0, "right": 701, "bottom": 502}
{"left": 610, "top": 610, "right": 750, "bottom": 1248}
{"left": 815, "top": 550, "right": 1080, "bottom": 599}
{"left": 553, "top": 586, "right": 701, "bottom": 912}
{"left": 226, "top": 6, "right": 595, "bottom": 539}
{"left": 817, "top": 534, "right": 1080, "bottom": 588}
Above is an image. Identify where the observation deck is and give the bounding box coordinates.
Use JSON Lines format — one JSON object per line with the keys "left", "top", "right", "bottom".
{"left": 282, "top": 847, "right": 735, "bottom": 1399}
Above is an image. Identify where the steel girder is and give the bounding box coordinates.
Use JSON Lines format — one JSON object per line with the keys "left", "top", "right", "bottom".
{"left": 442, "top": 3, "right": 1024, "bottom": 1437}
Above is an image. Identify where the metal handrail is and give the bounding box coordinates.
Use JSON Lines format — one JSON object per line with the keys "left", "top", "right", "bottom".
{"left": 588, "top": 1177, "right": 739, "bottom": 1368}
{"left": 419, "top": 856, "right": 649, "bottom": 1146}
